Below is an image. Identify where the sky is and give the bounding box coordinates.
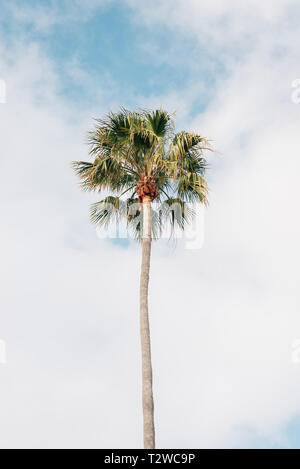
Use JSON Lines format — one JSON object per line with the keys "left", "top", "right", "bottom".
{"left": 0, "top": 0, "right": 300, "bottom": 449}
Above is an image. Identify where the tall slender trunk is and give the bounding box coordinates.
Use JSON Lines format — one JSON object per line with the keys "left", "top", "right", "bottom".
{"left": 139, "top": 196, "right": 155, "bottom": 449}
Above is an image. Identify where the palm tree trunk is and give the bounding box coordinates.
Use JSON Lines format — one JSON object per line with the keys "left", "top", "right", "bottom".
{"left": 140, "top": 196, "right": 155, "bottom": 449}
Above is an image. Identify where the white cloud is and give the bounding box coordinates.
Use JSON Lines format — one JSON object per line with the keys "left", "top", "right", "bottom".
{"left": 0, "top": 0, "right": 300, "bottom": 449}
{"left": 126, "top": 0, "right": 299, "bottom": 44}
{"left": 5, "top": 0, "right": 113, "bottom": 31}
{"left": 0, "top": 0, "right": 114, "bottom": 33}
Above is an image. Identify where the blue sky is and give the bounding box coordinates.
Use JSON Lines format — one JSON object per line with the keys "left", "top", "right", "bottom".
{"left": 1, "top": 0, "right": 225, "bottom": 115}
{"left": 1, "top": 0, "right": 300, "bottom": 449}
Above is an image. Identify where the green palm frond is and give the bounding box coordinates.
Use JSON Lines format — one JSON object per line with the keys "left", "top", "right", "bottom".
{"left": 143, "top": 109, "right": 173, "bottom": 139}
{"left": 158, "top": 197, "right": 195, "bottom": 231}
{"left": 73, "top": 108, "right": 211, "bottom": 240}
{"left": 169, "top": 131, "right": 209, "bottom": 162}
{"left": 90, "top": 196, "right": 124, "bottom": 227}
{"left": 72, "top": 157, "right": 137, "bottom": 193}
{"left": 176, "top": 172, "right": 209, "bottom": 204}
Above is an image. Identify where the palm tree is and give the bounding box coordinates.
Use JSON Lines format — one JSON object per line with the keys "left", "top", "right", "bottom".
{"left": 72, "top": 109, "right": 210, "bottom": 449}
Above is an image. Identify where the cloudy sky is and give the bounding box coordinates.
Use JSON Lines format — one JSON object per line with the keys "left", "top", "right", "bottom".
{"left": 0, "top": 0, "right": 300, "bottom": 449}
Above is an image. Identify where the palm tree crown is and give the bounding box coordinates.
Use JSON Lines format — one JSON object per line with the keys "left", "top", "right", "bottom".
{"left": 73, "top": 108, "right": 210, "bottom": 239}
